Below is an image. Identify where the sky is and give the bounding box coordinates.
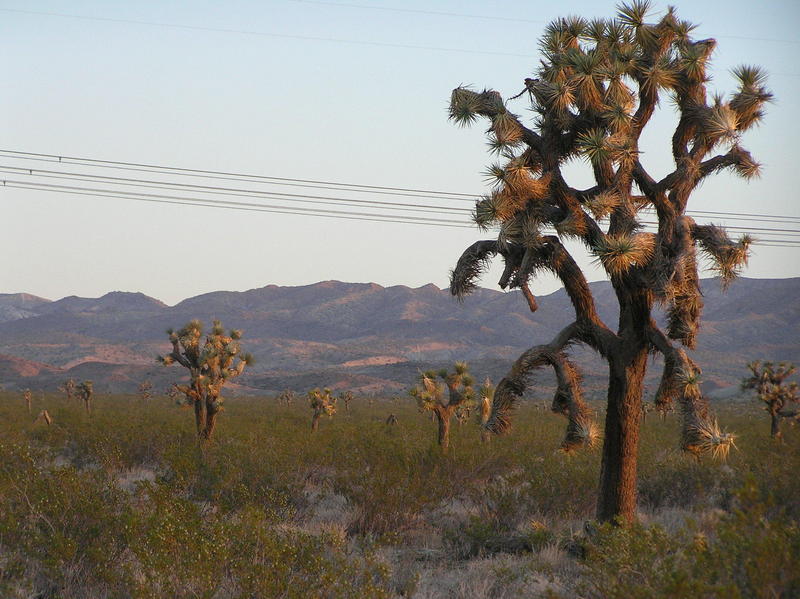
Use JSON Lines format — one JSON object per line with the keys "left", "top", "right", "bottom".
{"left": 2, "top": 0, "right": 799, "bottom": 305}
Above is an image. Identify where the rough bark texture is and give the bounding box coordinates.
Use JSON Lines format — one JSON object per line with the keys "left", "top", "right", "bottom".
{"left": 597, "top": 348, "right": 648, "bottom": 522}
{"left": 435, "top": 407, "right": 452, "bottom": 451}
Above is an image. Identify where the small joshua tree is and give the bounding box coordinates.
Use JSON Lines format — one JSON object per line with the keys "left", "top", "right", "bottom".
{"left": 742, "top": 361, "right": 799, "bottom": 439}
{"left": 77, "top": 380, "right": 94, "bottom": 415}
{"left": 23, "top": 388, "right": 32, "bottom": 414}
{"left": 166, "top": 384, "right": 180, "bottom": 402}
{"left": 138, "top": 380, "right": 153, "bottom": 401}
{"left": 59, "top": 378, "right": 76, "bottom": 401}
{"left": 448, "top": 2, "right": 760, "bottom": 522}
{"left": 278, "top": 389, "right": 295, "bottom": 407}
{"left": 478, "top": 378, "right": 495, "bottom": 443}
{"left": 339, "top": 390, "right": 354, "bottom": 412}
{"left": 309, "top": 387, "right": 336, "bottom": 432}
{"left": 158, "top": 319, "right": 254, "bottom": 440}
{"left": 409, "top": 362, "right": 475, "bottom": 452}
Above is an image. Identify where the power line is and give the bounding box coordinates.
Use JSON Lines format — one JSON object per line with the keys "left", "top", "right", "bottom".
{"left": 6, "top": 178, "right": 800, "bottom": 247}
{"left": 0, "top": 150, "right": 478, "bottom": 200}
{"left": 7, "top": 166, "right": 800, "bottom": 237}
{"left": 0, "top": 166, "right": 473, "bottom": 216}
{"left": 3, "top": 182, "right": 474, "bottom": 229}
{"left": 4, "top": 150, "right": 800, "bottom": 226}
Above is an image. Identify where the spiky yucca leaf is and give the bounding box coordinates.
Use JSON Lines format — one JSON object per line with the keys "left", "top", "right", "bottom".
{"left": 554, "top": 212, "right": 588, "bottom": 237}
{"left": 449, "top": 87, "right": 482, "bottom": 126}
{"left": 617, "top": 0, "right": 651, "bottom": 28}
{"left": 593, "top": 234, "right": 654, "bottom": 275}
{"left": 732, "top": 150, "right": 761, "bottom": 179}
{"left": 694, "top": 224, "right": 752, "bottom": 287}
{"left": 732, "top": 65, "right": 768, "bottom": 90}
{"left": 450, "top": 240, "right": 498, "bottom": 300}
{"left": 702, "top": 103, "right": 739, "bottom": 144}
{"left": 473, "top": 195, "right": 502, "bottom": 230}
{"left": 561, "top": 417, "right": 602, "bottom": 453}
{"left": 491, "top": 112, "right": 524, "bottom": 145}
{"left": 678, "top": 42, "right": 711, "bottom": 83}
{"left": 483, "top": 163, "right": 506, "bottom": 186}
{"left": 684, "top": 418, "right": 737, "bottom": 460}
{"left": 576, "top": 128, "right": 610, "bottom": 165}
{"left": 603, "top": 103, "right": 633, "bottom": 132}
{"left": 584, "top": 192, "right": 620, "bottom": 219}
{"left": 677, "top": 366, "right": 702, "bottom": 399}
{"left": 640, "top": 58, "right": 678, "bottom": 94}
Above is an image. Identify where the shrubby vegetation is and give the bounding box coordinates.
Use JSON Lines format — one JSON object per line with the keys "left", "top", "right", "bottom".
{"left": 1, "top": 392, "right": 797, "bottom": 597}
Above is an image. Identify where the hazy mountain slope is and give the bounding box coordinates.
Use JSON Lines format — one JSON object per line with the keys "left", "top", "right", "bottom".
{"left": 0, "top": 278, "right": 796, "bottom": 394}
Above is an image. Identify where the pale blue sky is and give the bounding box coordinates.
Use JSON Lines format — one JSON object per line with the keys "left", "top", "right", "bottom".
{"left": 2, "top": 0, "right": 798, "bottom": 304}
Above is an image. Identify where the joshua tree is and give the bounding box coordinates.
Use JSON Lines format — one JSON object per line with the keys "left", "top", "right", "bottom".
{"left": 77, "top": 380, "right": 94, "bottom": 415}
{"left": 59, "top": 378, "right": 76, "bottom": 401}
{"left": 478, "top": 378, "right": 495, "bottom": 443}
{"left": 409, "top": 362, "right": 475, "bottom": 451}
{"left": 278, "top": 389, "right": 295, "bottom": 407}
{"left": 138, "top": 380, "right": 153, "bottom": 401}
{"left": 158, "top": 320, "right": 254, "bottom": 440}
{"left": 385, "top": 413, "right": 398, "bottom": 426}
{"left": 33, "top": 409, "right": 52, "bottom": 426}
{"left": 166, "top": 384, "right": 180, "bottom": 402}
{"left": 23, "top": 388, "right": 32, "bottom": 414}
{"left": 339, "top": 390, "right": 354, "bottom": 412}
{"left": 448, "top": 2, "right": 758, "bottom": 522}
{"left": 309, "top": 387, "right": 336, "bottom": 432}
{"left": 742, "top": 361, "right": 799, "bottom": 439}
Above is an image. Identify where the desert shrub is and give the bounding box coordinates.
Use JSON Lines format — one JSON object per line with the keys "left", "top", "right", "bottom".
{"left": 0, "top": 441, "right": 129, "bottom": 598}
{"left": 578, "top": 480, "right": 800, "bottom": 599}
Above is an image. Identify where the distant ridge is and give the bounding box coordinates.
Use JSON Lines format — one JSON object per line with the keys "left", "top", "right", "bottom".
{"left": 0, "top": 277, "right": 797, "bottom": 395}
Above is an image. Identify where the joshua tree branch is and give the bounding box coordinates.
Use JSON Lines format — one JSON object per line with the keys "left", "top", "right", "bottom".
{"left": 485, "top": 322, "right": 595, "bottom": 450}
{"left": 647, "top": 325, "right": 717, "bottom": 454}
{"left": 450, "top": 240, "right": 499, "bottom": 300}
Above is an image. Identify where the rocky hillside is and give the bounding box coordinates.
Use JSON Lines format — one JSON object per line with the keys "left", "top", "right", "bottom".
{"left": 0, "top": 278, "right": 797, "bottom": 396}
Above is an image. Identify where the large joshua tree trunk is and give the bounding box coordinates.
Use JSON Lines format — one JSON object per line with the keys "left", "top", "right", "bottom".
{"left": 311, "top": 411, "right": 321, "bottom": 432}
{"left": 598, "top": 345, "right": 648, "bottom": 522}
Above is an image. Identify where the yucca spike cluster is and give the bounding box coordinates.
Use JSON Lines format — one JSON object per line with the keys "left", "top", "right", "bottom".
{"left": 158, "top": 319, "right": 252, "bottom": 440}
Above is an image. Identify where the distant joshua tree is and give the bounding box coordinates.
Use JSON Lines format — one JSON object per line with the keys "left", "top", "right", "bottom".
{"left": 138, "top": 380, "right": 153, "bottom": 401}
{"left": 742, "top": 361, "right": 799, "bottom": 439}
{"left": 309, "top": 387, "right": 337, "bottom": 432}
{"left": 166, "top": 384, "right": 180, "bottom": 402}
{"left": 385, "top": 413, "right": 398, "bottom": 426}
{"left": 409, "top": 362, "right": 475, "bottom": 452}
{"left": 23, "top": 388, "right": 32, "bottom": 414}
{"left": 33, "top": 409, "right": 52, "bottom": 426}
{"left": 158, "top": 319, "right": 254, "bottom": 440}
{"left": 339, "top": 390, "right": 354, "bottom": 412}
{"left": 478, "top": 378, "right": 495, "bottom": 443}
{"left": 447, "top": 2, "right": 759, "bottom": 522}
{"left": 59, "top": 378, "right": 76, "bottom": 401}
{"left": 278, "top": 389, "right": 295, "bottom": 407}
{"left": 77, "top": 381, "right": 94, "bottom": 415}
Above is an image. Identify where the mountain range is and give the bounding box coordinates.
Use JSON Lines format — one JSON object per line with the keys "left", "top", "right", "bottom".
{"left": 0, "top": 277, "right": 797, "bottom": 398}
